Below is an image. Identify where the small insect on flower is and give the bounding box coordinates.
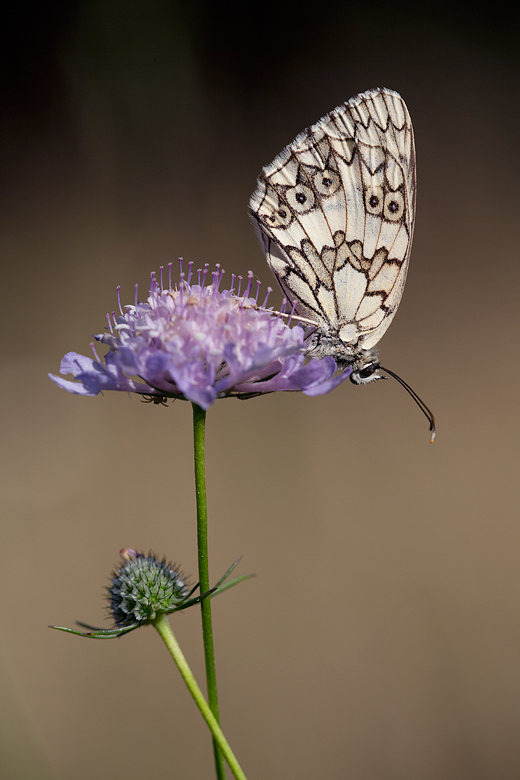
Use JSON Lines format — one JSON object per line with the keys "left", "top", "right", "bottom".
{"left": 141, "top": 394, "right": 170, "bottom": 406}
{"left": 249, "top": 88, "right": 435, "bottom": 440}
{"left": 49, "top": 261, "right": 351, "bottom": 409}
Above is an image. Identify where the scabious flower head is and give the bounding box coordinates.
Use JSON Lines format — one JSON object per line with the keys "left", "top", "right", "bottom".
{"left": 49, "top": 549, "right": 249, "bottom": 639}
{"left": 108, "top": 550, "right": 189, "bottom": 627}
{"left": 49, "top": 261, "right": 350, "bottom": 408}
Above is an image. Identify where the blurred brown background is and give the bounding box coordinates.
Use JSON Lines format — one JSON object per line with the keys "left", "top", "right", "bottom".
{"left": 2, "top": 2, "right": 520, "bottom": 778}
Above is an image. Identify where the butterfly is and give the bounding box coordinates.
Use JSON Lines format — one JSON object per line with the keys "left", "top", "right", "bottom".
{"left": 249, "top": 87, "right": 435, "bottom": 440}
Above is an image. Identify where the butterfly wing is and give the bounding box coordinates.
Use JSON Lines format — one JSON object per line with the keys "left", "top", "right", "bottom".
{"left": 249, "top": 87, "right": 415, "bottom": 352}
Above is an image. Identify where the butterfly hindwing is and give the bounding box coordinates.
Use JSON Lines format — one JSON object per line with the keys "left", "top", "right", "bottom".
{"left": 249, "top": 87, "right": 415, "bottom": 353}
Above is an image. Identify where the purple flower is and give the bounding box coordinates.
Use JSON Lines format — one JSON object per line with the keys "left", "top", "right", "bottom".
{"left": 49, "top": 262, "right": 351, "bottom": 409}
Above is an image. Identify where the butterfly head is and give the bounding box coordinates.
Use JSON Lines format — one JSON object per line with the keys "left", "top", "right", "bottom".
{"left": 343, "top": 347, "right": 385, "bottom": 385}
{"left": 304, "top": 327, "right": 385, "bottom": 384}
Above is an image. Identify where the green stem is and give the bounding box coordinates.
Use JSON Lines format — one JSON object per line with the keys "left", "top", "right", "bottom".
{"left": 154, "top": 614, "right": 247, "bottom": 780}
{"left": 192, "top": 403, "right": 227, "bottom": 780}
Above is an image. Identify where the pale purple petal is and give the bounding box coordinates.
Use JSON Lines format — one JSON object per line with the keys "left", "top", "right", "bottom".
{"left": 48, "top": 373, "right": 99, "bottom": 395}
{"left": 60, "top": 352, "right": 98, "bottom": 376}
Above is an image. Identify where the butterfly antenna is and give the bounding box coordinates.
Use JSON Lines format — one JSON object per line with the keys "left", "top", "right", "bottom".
{"left": 379, "top": 366, "right": 436, "bottom": 443}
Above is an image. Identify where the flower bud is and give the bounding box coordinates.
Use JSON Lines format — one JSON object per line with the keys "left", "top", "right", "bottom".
{"left": 108, "top": 552, "right": 189, "bottom": 627}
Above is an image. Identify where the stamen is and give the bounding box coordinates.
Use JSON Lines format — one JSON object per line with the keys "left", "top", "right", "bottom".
{"left": 187, "top": 261, "right": 193, "bottom": 286}
{"left": 287, "top": 299, "right": 297, "bottom": 325}
{"left": 150, "top": 272, "right": 157, "bottom": 296}
{"left": 244, "top": 271, "right": 254, "bottom": 298}
{"left": 274, "top": 298, "right": 286, "bottom": 321}
{"left": 90, "top": 341, "right": 102, "bottom": 364}
{"left": 159, "top": 265, "right": 164, "bottom": 291}
{"left": 255, "top": 279, "right": 261, "bottom": 303}
{"left": 230, "top": 273, "right": 236, "bottom": 293}
{"left": 177, "top": 260, "right": 185, "bottom": 301}
{"left": 117, "top": 286, "right": 123, "bottom": 316}
{"left": 237, "top": 275, "right": 243, "bottom": 296}
{"left": 134, "top": 284, "right": 138, "bottom": 308}
{"left": 168, "top": 262, "right": 173, "bottom": 291}
{"left": 177, "top": 260, "right": 185, "bottom": 302}
{"left": 106, "top": 313, "right": 113, "bottom": 334}
{"left": 262, "top": 287, "right": 272, "bottom": 308}
{"left": 201, "top": 264, "right": 209, "bottom": 287}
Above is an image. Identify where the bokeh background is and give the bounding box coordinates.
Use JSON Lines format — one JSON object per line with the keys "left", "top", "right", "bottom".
{"left": 2, "top": 2, "right": 520, "bottom": 778}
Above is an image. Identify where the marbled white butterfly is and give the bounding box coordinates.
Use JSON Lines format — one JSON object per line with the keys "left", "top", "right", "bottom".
{"left": 250, "top": 87, "right": 435, "bottom": 440}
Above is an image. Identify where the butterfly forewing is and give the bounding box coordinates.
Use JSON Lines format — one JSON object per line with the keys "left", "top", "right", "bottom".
{"left": 249, "top": 88, "right": 416, "bottom": 363}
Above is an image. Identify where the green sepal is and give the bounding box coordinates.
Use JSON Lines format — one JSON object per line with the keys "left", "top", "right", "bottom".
{"left": 166, "top": 587, "right": 217, "bottom": 612}
{"left": 211, "top": 573, "right": 255, "bottom": 596}
{"left": 210, "top": 556, "right": 255, "bottom": 596}
{"left": 49, "top": 623, "right": 139, "bottom": 639}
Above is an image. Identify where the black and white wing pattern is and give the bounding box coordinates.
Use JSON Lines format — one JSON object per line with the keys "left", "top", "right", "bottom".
{"left": 249, "top": 87, "right": 415, "bottom": 383}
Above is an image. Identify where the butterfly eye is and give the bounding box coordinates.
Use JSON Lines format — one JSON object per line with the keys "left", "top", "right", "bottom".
{"left": 383, "top": 191, "right": 404, "bottom": 221}
{"left": 314, "top": 169, "right": 340, "bottom": 196}
{"left": 285, "top": 184, "right": 316, "bottom": 214}
{"left": 358, "top": 363, "right": 378, "bottom": 379}
{"left": 365, "top": 186, "right": 384, "bottom": 215}
{"left": 350, "top": 362, "right": 383, "bottom": 385}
